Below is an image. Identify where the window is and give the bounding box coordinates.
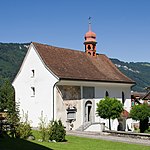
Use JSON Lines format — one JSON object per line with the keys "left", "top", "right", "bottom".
{"left": 105, "top": 91, "right": 109, "bottom": 97}
{"left": 88, "top": 52, "right": 91, "bottom": 55}
{"left": 83, "top": 87, "right": 95, "bottom": 99}
{"left": 122, "top": 92, "right": 125, "bottom": 104}
{"left": 93, "top": 52, "right": 96, "bottom": 56}
{"left": 31, "top": 87, "right": 35, "bottom": 97}
{"left": 88, "top": 45, "right": 91, "bottom": 50}
{"left": 31, "top": 69, "right": 35, "bottom": 77}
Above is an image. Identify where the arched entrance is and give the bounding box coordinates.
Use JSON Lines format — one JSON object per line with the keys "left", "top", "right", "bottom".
{"left": 85, "top": 101, "right": 92, "bottom": 122}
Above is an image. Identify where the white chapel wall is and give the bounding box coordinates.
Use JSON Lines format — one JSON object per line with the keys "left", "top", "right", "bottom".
{"left": 13, "top": 45, "right": 58, "bottom": 127}
{"left": 94, "top": 84, "right": 132, "bottom": 130}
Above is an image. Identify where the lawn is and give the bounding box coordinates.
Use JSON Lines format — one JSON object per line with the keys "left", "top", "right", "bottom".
{"left": 0, "top": 132, "right": 150, "bottom": 150}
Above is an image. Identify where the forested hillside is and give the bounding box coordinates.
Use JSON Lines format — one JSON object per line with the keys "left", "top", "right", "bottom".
{"left": 0, "top": 43, "right": 29, "bottom": 84}
{"left": 0, "top": 43, "right": 149, "bottom": 92}
{"left": 111, "top": 59, "right": 150, "bottom": 91}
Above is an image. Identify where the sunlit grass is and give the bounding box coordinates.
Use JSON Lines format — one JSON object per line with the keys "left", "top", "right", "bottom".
{"left": 1, "top": 130, "right": 150, "bottom": 150}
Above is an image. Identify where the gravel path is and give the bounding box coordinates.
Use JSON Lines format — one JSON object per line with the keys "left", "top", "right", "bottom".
{"left": 67, "top": 131, "right": 150, "bottom": 146}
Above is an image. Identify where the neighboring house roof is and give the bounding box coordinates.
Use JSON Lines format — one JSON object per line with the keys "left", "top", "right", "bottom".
{"left": 142, "top": 91, "right": 150, "bottom": 100}
{"left": 32, "top": 42, "right": 135, "bottom": 84}
{"left": 131, "top": 91, "right": 150, "bottom": 100}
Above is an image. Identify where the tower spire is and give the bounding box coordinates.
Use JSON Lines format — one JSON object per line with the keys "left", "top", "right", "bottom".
{"left": 88, "top": 17, "right": 92, "bottom": 31}
{"left": 84, "top": 17, "right": 97, "bottom": 57}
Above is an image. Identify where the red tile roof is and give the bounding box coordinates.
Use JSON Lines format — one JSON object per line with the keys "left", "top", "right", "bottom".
{"left": 32, "top": 42, "right": 135, "bottom": 84}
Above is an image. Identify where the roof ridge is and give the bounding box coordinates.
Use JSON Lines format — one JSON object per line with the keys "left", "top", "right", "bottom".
{"left": 32, "top": 41, "right": 85, "bottom": 54}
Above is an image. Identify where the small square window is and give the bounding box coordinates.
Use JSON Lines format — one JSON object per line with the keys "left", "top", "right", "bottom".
{"left": 31, "top": 87, "right": 35, "bottom": 97}
{"left": 31, "top": 69, "right": 35, "bottom": 78}
{"left": 83, "top": 87, "right": 95, "bottom": 99}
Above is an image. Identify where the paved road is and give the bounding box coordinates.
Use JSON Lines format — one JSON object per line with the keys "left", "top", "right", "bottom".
{"left": 67, "top": 131, "right": 150, "bottom": 146}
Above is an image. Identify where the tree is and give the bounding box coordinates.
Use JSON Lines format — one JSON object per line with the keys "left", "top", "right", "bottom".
{"left": 130, "top": 103, "right": 150, "bottom": 133}
{"left": 0, "top": 79, "right": 19, "bottom": 137}
{"left": 96, "top": 97, "right": 123, "bottom": 130}
{"left": 0, "top": 79, "right": 14, "bottom": 111}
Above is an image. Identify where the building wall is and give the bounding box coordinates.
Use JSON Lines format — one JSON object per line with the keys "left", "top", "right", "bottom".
{"left": 94, "top": 85, "right": 132, "bottom": 130}
{"left": 12, "top": 44, "right": 133, "bottom": 130}
{"left": 55, "top": 81, "right": 132, "bottom": 131}
{"left": 13, "top": 45, "right": 58, "bottom": 127}
{"left": 55, "top": 85, "right": 82, "bottom": 130}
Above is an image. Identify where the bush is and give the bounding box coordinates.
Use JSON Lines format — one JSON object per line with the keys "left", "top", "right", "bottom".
{"left": 144, "top": 127, "right": 150, "bottom": 134}
{"left": 38, "top": 112, "right": 49, "bottom": 141}
{"left": 15, "top": 112, "right": 32, "bottom": 139}
{"left": 49, "top": 119, "right": 66, "bottom": 142}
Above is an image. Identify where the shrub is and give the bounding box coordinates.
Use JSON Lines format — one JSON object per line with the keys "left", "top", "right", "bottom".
{"left": 38, "top": 111, "right": 49, "bottom": 141}
{"left": 144, "top": 127, "right": 150, "bottom": 134}
{"left": 15, "top": 112, "right": 32, "bottom": 139}
{"left": 49, "top": 119, "right": 66, "bottom": 142}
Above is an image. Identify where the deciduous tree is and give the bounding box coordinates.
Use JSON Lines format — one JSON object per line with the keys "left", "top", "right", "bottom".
{"left": 96, "top": 97, "right": 123, "bottom": 130}
{"left": 130, "top": 103, "right": 150, "bottom": 132}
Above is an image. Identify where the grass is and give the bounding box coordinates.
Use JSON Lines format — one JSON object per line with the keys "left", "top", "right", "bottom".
{"left": 0, "top": 131, "right": 150, "bottom": 150}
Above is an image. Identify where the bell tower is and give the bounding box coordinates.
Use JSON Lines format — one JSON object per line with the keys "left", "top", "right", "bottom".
{"left": 84, "top": 17, "right": 97, "bottom": 57}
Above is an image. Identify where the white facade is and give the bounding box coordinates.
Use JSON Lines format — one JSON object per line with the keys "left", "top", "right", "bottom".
{"left": 13, "top": 44, "right": 58, "bottom": 127}
{"left": 13, "top": 44, "right": 133, "bottom": 131}
{"left": 55, "top": 80, "right": 132, "bottom": 131}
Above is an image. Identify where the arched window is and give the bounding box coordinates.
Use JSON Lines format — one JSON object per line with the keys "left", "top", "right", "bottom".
{"left": 105, "top": 91, "right": 109, "bottom": 97}
{"left": 122, "top": 92, "right": 125, "bottom": 104}
{"left": 88, "top": 45, "right": 91, "bottom": 50}
{"left": 93, "top": 52, "right": 96, "bottom": 56}
{"left": 88, "top": 52, "right": 91, "bottom": 55}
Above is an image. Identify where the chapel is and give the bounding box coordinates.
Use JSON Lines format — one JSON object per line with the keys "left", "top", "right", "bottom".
{"left": 13, "top": 21, "right": 135, "bottom": 131}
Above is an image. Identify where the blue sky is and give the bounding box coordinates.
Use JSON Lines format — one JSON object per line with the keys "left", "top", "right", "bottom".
{"left": 0, "top": 0, "right": 150, "bottom": 62}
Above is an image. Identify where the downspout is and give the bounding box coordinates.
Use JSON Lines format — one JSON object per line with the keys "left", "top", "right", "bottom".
{"left": 52, "top": 80, "right": 59, "bottom": 121}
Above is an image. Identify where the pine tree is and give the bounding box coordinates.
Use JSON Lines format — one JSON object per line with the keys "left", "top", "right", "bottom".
{"left": 0, "top": 79, "right": 19, "bottom": 137}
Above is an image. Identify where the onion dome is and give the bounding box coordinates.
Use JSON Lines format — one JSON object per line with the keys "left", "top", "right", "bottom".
{"left": 84, "top": 18, "right": 96, "bottom": 43}
{"left": 84, "top": 30, "right": 96, "bottom": 42}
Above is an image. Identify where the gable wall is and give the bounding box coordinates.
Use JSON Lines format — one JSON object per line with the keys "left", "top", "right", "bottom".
{"left": 13, "top": 45, "right": 58, "bottom": 127}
